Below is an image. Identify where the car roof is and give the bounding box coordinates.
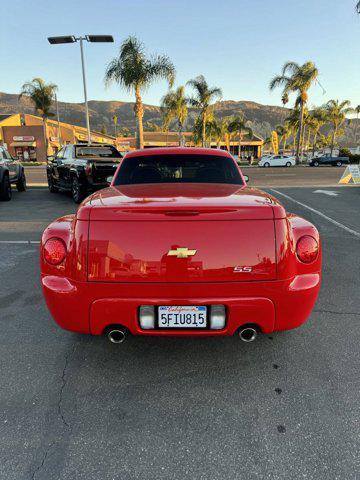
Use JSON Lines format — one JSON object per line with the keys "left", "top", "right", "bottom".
{"left": 124, "top": 147, "right": 233, "bottom": 159}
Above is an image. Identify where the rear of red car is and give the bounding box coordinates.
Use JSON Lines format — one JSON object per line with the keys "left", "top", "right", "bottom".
{"left": 41, "top": 148, "right": 321, "bottom": 339}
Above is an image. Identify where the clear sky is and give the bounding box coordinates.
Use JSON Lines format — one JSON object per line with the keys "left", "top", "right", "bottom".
{"left": 1, "top": 0, "right": 359, "bottom": 109}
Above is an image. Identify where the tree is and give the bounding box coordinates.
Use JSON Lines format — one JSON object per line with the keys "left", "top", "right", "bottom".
{"left": 19, "top": 77, "right": 57, "bottom": 156}
{"left": 161, "top": 86, "right": 188, "bottom": 146}
{"left": 105, "top": 36, "right": 175, "bottom": 149}
{"left": 306, "top": 107, "right": 328, "bottom": 155}
{"left": 228, "top": 115, "right": 253, "bottom": 160}
{"left": 324, "top": 100, "right": 353, "bottom": 156}
{"left": 355, "top": 105, "right": 360, "bottom": 143}
{"left": 187, "top": 75, "right": 222, "bottom": 147}
{"left": 356, "top": 1, "right": 360, "bottom": 13}
{"left": 101, "top": 125, "right": 107, "bottom": 135}
{"left": 269, "top": 61, "right": 318, "bottom": 163}
{"left": 275, "top": 123, "right": 292, "bottom": 152}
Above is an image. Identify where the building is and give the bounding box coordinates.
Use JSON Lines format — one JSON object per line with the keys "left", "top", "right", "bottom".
{"left": 117, "top": 131, "right": 263, "bottom": 158}
{"left": 0, "top": 113, "right": 117, "bottom": 162}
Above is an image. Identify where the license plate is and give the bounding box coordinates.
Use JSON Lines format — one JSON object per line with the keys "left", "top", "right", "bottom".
{"left": 158, "top": 306, "right": 207, "bottom": 328}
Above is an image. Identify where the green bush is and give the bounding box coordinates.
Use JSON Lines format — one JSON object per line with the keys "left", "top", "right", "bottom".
{"left": 339, "top": 148, "right": 351, "bottom": 157}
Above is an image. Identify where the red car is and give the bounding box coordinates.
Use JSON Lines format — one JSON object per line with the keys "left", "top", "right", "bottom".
{"left": 41, "top": 148, "right": 321, "bottom": 343}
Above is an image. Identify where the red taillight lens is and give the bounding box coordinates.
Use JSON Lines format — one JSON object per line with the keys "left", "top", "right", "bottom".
{"left": 85, "top": 164, "right": 92, "bottom": 176}
{"left": 296, "top": 236, "right": 319, "bottom": 264}
{"left": 43, "top": 238, "right": 67, "bottom": 266}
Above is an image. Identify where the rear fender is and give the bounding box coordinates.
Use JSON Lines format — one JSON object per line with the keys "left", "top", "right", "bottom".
{"left": 275, "top": 214, "right": 321, "bottom": 279}
{"left": 40, "top": 215, "right": 88, "bottom": 282}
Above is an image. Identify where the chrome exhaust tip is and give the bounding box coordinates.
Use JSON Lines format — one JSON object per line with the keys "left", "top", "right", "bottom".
{"left": 238, "top": 327, "right": 257, "bottom": 342}
{"left": 107, "top": 328, "right": 126, "bottom": 344}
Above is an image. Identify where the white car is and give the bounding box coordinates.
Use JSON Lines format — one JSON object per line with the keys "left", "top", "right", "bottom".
{"left": 258, "top": 154, "right": 296, "bottom": 167}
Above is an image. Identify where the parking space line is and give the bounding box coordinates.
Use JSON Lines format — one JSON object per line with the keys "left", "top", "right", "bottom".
{"left": 0, "top": 240, "right": 40, "bottom": 244}
{"left": 271, "top": 189, "right": 360, "bottom": 239}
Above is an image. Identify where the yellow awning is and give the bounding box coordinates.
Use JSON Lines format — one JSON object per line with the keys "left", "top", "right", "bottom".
{"left": 10, "top": 141, "right": 37, "bottom": 147}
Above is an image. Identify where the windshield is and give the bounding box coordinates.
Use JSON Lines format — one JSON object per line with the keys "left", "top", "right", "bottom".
{"left": 114, "top": 154, "right": 243, "bottom": 185}
{"left": 75, "top": 146, "right": 122, "bottom": 158}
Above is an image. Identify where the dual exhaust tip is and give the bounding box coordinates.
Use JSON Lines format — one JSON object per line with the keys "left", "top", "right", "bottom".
{"left": 107, "top": 328, "right": 126, "bottom": 344}
{"left": 107, "top": 326, "right": 258, "bottom": 343}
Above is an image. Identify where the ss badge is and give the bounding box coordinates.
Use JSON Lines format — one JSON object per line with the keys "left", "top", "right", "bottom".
{"left": 233, "top": 266, "right": 252, "bottom": 273}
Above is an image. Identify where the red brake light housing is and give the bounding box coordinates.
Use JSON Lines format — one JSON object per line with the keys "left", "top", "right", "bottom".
{"left": 43, "top": 237, "right": 67, "bottom": 266}
{"left": 296, "top": 235, "right": 319, "bottom": 264}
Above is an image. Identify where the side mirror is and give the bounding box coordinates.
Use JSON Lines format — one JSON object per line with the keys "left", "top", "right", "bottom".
{"left": 243, "top": 174, "right": 249, "bottom": 183}
{"left": 106, "top": 176, "right": 113, "bottom": 184}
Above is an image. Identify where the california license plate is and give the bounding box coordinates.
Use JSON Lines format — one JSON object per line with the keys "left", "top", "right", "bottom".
{"left": 158, "top": 306, "right": 207, "bottom": 328}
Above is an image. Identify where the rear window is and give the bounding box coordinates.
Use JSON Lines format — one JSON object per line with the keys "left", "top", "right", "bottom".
{"left": 75, "top": 146, "right": 121, "bottom": 158}
{"left": 114, "top": 154, "right": 243, "bottom": 185}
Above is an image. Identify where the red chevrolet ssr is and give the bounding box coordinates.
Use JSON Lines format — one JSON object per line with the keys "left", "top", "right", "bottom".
{"left": 41, "top": 148, "right": 321, "bottom": 343}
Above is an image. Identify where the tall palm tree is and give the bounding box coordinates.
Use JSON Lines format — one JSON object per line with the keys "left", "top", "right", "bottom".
{"left": 160, "top": 86, "right": 188, "bottom": 146}
{"left": 269, "top": 61, "right": 318, "bottom": 163}
{"left": 187, "top": 75, "right": 222, "bottom": 147}
{"left": 228, "top": 115, "right": 253, "bottom": 160}
{"left": 19, "top": 77, "right": 57, "bottom": 156}
{"left": 356, "top": 1, "right": 360, "bottom": 13}
{"left": 324, "top": 99, "right": 353, "bottom": 156}
{"left": 105, "top": 36, "right": 175, "bottom": 149}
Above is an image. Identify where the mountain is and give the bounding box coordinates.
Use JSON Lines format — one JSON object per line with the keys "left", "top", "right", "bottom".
{"left": 0, "top": 91, "right": 358, "bottom": 146}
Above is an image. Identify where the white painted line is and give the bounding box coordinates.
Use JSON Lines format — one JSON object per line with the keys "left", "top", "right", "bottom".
{"left": 271, "top": 189, "right": 360, "bottom": 239}
{"left": 313, "top": 189, "right": 338, "bottom": 197}
{"left": 0, "top": 240, "right": 40, "bottom": 244}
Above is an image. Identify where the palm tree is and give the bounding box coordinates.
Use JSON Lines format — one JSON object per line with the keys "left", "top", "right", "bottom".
{"left": 355, "top": 105, "right": 360, "bottom": 143}
{"left": 187, "top": 75, "right": 222, "bottom": 147}
{"left": 105, "top": 36, "right": 175, "bottom": 149}
{"left": 275, "top": 123, "right": 292, "bottom": 153}
{"left": 307, "top": 107, "right": 328, "bottom": 155}
{"left": 161, "top": 86, "right": 188, "bottom": 146}
{"left": 269, "top": 61, "right": 318, "bottom": 163}
{"left": 228, "top": 115, "right": 253, "bottom": 161}
{"left": 356, "top": 1, "right": 360, "bottom": 13}
{"left": 324, "top": 100, "right": 353, "bottom": 156}
{"left": 19, "top": 78, "right": 57, "bottom": 156}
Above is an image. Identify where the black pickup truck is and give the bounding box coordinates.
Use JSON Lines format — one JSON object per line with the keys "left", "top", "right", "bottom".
{"left": 47, "top": 144, "right": 122, "bottom": 203}
{"left": 309, "top": 155, "right": 350, "bottom": 167}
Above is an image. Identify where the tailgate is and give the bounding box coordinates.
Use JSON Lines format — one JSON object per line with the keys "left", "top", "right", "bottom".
{"left": 87, "top": 218, "right": 277, "bottom": 283}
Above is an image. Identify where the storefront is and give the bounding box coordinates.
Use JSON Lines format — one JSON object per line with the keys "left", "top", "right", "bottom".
{"left": 11, "top": 136, "right": 37, "bottom": 161}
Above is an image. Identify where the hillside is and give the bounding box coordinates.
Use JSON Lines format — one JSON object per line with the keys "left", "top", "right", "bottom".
{"left": 0, "top": 92, "right": 358, "bottom": 146}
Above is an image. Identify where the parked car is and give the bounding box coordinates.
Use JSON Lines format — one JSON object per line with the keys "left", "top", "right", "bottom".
{"left": 258, "top": 154, "right": 296, "bottom": 167}
{"left": 41, "top": 147, "right": 321, "bottom": 343}
{"left": 0, "top": 145, "right": 26, "bottom": 201}
{"left": 309, "top": 155, "right": 350, "bottom": 167}
{"left": 46, "top": 143, "right": 122, "bottom": 203}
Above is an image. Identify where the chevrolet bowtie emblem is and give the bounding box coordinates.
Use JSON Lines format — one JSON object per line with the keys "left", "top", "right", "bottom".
{"left": 167, "top": 247, "right": 197, "bottom": 259}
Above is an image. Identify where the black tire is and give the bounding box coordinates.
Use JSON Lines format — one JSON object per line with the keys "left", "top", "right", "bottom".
{"left": 285, "top": 161, "right": 291, "bottom": 167}
{"left": 313, "top": 161, "right": 319, "bottom": 167}
{"left": 0, "top": 174, "right": 12, "bottom": 201}
{"left": 264, "top": 162, "right": 270, "bottom": 167}
{"left": 336, "top": 161, "right": 342, "bottom": 167}
{"left": 47, "top": 175, "right": 58, "bottom": 193}
{"left": 71, "top": 176, "right": 85, "bottom": 204}
{"left": 16, "top": 170, "right": 26, "bottom": 192}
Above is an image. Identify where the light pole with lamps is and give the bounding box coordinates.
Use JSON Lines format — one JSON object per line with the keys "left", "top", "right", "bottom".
{"left": 47, "top": 35, "right": 114, "bottom": 145}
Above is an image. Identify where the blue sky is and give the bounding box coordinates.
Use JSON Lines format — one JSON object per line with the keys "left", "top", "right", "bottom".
{"left": 1, "top": 0, "right": 359, "bottom": 109}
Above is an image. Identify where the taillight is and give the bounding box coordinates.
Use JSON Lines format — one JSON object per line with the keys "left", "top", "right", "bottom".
{"left": 85, "top": 164, "right": 92, "bottom": 176}
{"left": 296, "top": 236, "right": 319, "bottom": 264}
{"left": 43, "top": 238, "right": 67, "bottom": 266}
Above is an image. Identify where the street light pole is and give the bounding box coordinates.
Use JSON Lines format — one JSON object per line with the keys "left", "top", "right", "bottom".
{"left": 47, "top": 35, "right": 114, "bottom": 146}
{"left": 78, "top": 37, "right": 91, "bottom": 144}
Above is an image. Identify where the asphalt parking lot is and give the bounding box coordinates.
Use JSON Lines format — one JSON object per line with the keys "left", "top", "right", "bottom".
{"left": 0, "top": 186, "right": 359, "bottom": 480}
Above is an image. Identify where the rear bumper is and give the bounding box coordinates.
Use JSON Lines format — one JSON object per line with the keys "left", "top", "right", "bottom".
{"left": 42, "top": 273, "right": 321, "bottom": 336}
